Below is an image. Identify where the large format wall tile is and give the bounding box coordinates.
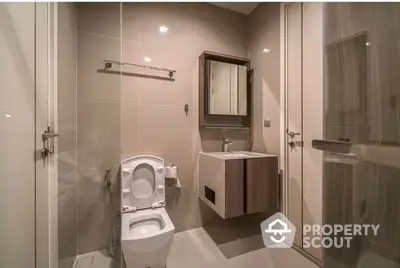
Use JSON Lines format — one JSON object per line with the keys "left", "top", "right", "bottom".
{"left": 78, "top": 32, "right": 121, "bottom": 103}
{"left": 247, "top": 3, "right": 281, "bottom": 156}
{"left": 122, "top": 3, "right": 195, "bottom": 44}
{"left": 77, "top": 101, "right": 121, "bottom": 254}
{"left": 165, "top": 162, "right": 196, "bottom": 219}
{"left": 121, "top": 39, "right": 194, "bottom": 107}
{"left": 120, "top": 102, "right": 138, "bottom": 160}
{"left": 78, "top": 3, "right": 121, "bottom": 39}
{"left": 193, "top": 4, "right": 247, "bottom": 57}
{"left": 137, "top": 104, "right": 194, "bottom": 165}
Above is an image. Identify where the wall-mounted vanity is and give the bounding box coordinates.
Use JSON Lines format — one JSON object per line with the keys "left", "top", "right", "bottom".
{"left": 199, "top": 151, "right": 279, "bottom": 219}
{"left": 199, "top": 51, "right": 252, "bottom": 128}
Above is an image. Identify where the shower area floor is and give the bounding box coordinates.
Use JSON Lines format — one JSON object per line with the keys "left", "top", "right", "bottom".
{"left": 62, "top": 227, "right": 317, "bottom": 268}
{"left": 71, "top": 250, "right": 114, "bottom": 268}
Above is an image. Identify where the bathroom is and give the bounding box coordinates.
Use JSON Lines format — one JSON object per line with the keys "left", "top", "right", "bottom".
{"left": 1, "top": 2, "right": 400, "bottom": 268}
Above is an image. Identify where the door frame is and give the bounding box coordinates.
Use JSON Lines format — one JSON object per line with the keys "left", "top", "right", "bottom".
{"left": 282, "top": 0, "right": 305, "bottom": 248}
{"left": 281, "top": 1, "right": 302, "bottom": 229}
{"left": 35, "top": 2, "right": 58, "bottom": 268}
{"left": 280, "top": 2, "right": 288, "bottom": 220}
{"left": 280, "top": 2, "right": 323, "bottom": 266}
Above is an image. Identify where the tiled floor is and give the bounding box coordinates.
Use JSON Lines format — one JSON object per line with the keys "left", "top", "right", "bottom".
{"left": 72, "top": 250, "right": 114, "bottom": 268}
{"left": 69, "top": 227, "right": 318, "bottom": 268}
{"left": 167, "top": 228, "right": 318, "bottom": 268}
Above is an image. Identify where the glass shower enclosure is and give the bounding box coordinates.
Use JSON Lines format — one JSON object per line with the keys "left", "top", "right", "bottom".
{"left": 321, "top": 3, "right": 400, "bottom": 268}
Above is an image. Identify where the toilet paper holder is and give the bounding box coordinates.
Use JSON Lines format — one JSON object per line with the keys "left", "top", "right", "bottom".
{"left": 165, "top": 164, "right": 181, "bottom": 188}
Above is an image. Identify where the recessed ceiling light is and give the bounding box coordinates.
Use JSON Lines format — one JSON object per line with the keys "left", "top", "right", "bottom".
{"left": 5, "top": 114, "right": 11, "bottom": 118}
{"left": 262, "top": 48, "right": 271, "bottom": 54}
{"left": 144, "top": 57, "right": 152, "bottom": 63}
{"left": 159, "top": 25, "right": 168, "bottom": 33}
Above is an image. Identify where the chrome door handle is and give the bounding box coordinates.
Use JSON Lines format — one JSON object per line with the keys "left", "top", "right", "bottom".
{"left": 288, "top": 131, "right": 301, "bottom": 139}
{"left": 42, "top": 126, "right": 59, "bottom": 141}
{"left": 41, "top": 126, "right": 58, "bottom": 159}
{"left": 42, "top": 132, "right": 59, "bottom": 141}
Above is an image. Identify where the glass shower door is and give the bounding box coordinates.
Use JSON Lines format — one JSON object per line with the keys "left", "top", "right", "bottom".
{"left": 320, "top": 3, "right": 400, "bottom": 268}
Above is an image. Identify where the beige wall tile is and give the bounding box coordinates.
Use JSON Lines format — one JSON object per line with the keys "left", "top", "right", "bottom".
{"left": 77, "top": 101, "right": 121, "bottom": 253}
{"left": 78, "top": 3, "right": 121, "bottom": 38}
{"left": 194, "top": 4, "right": 247, "bottom": 57}
{"left": 247, "top": 3, "right": 281, "bottom": 156}
{"left": 122, "top": 3, "right": 195, "bottom": 44}
{"left": 165, "top": 162, "right": 196, "bottom": 219}
{"left": 121, "top": 75, "right": 138, "bottom": 103}
{"left": 78, "top": 32, "right": 121, "bottom": 102}
{"left": 137, "top": 105, "right": 195, "bottom": 164}
{"left": 120, "top": 102, "right": 138, "bottom": 160}
{"left": 121, "top": 40, "right": 193, "bottom": 106}
{"left": 78, "top": 101, "right": 121, "bottom": 161}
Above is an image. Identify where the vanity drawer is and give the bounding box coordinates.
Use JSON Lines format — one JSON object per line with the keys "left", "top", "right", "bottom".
{"left": 245, "top": 157, "right": 279, "bottom": 214}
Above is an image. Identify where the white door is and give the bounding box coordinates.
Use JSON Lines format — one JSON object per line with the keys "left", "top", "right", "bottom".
{"left": 284, "top": 2, "right": 323, "bottom": 262}
{"left": 0, "top": 3, "right": 36, "bottom": 267}
{"left": 0, "top": 3, "right": 57, "bottom": 268}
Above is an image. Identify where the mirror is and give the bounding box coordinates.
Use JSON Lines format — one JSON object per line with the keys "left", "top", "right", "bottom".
{"left": 208, "top": 60, "right": 248, "bottom": 116}
{"left": 199, "top": 51, "right": 251, "bottom": 129}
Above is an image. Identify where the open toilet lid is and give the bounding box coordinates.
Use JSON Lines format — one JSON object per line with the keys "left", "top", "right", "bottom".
{"left": 121, "top": 155, "right": 165, "bottom": 211}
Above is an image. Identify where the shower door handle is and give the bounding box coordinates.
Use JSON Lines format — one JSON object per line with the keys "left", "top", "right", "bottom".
{"left": 312, "top": 139, "right": 352, "bottom": 153}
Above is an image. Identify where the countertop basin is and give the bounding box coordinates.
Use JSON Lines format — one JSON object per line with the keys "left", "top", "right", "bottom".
{"left": 199, "top": 151, "right": 276, "bottom": 160}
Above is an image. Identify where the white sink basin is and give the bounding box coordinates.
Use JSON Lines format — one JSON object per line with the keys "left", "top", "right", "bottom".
{"left": 200, "top": 151, "right": 275, "bottom": 160}
{"left": 220, "top": 153, "right": 248, "bottom": 158}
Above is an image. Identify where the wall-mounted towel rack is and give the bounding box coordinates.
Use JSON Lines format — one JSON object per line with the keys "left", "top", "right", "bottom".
{"left": 100, "top": 60, "right": 176, "bottom": 81}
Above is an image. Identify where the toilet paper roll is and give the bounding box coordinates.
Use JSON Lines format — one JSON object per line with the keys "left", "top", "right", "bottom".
{"left": 165, "top": 165, "right": 177, "bottom": 178}
{"left": 165, "top": 165, "right": 181, "bottom": 188}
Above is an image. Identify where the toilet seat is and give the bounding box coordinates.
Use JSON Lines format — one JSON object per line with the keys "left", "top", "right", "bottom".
{"left": 121, "top": 207, "right": 174, "bottom": 242}
{"left": 121, "top": 155, "right": 165, "bottom": 212}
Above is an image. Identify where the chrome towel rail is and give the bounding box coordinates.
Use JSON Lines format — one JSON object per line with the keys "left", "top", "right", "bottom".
{"left": 103, "top": 60, "right": 176, "bottom": 79}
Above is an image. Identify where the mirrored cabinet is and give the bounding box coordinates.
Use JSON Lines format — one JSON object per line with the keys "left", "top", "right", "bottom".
{"left": 208, "top": 61, "right": 248, "bottom": 116}
{"left": 199, "top": 51, "right": 252, "bottom": 128}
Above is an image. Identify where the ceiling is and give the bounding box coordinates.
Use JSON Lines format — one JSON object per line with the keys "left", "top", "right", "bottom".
{"left": 211, "top": 2, "right": 260, "bottom": 15}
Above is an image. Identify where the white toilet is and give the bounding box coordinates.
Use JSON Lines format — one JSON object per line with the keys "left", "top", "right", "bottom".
{"left": 121, "top": 155, "right": 175, "bottom": 268}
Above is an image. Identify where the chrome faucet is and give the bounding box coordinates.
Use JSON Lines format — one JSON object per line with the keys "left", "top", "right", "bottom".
{"left": 222, "top": 138, "right": 232, "bottom": 152}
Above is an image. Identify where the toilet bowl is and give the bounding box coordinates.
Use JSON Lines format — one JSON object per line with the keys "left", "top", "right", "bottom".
{"left": 120, "top": 155, "right": 175, "bottom": 268}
